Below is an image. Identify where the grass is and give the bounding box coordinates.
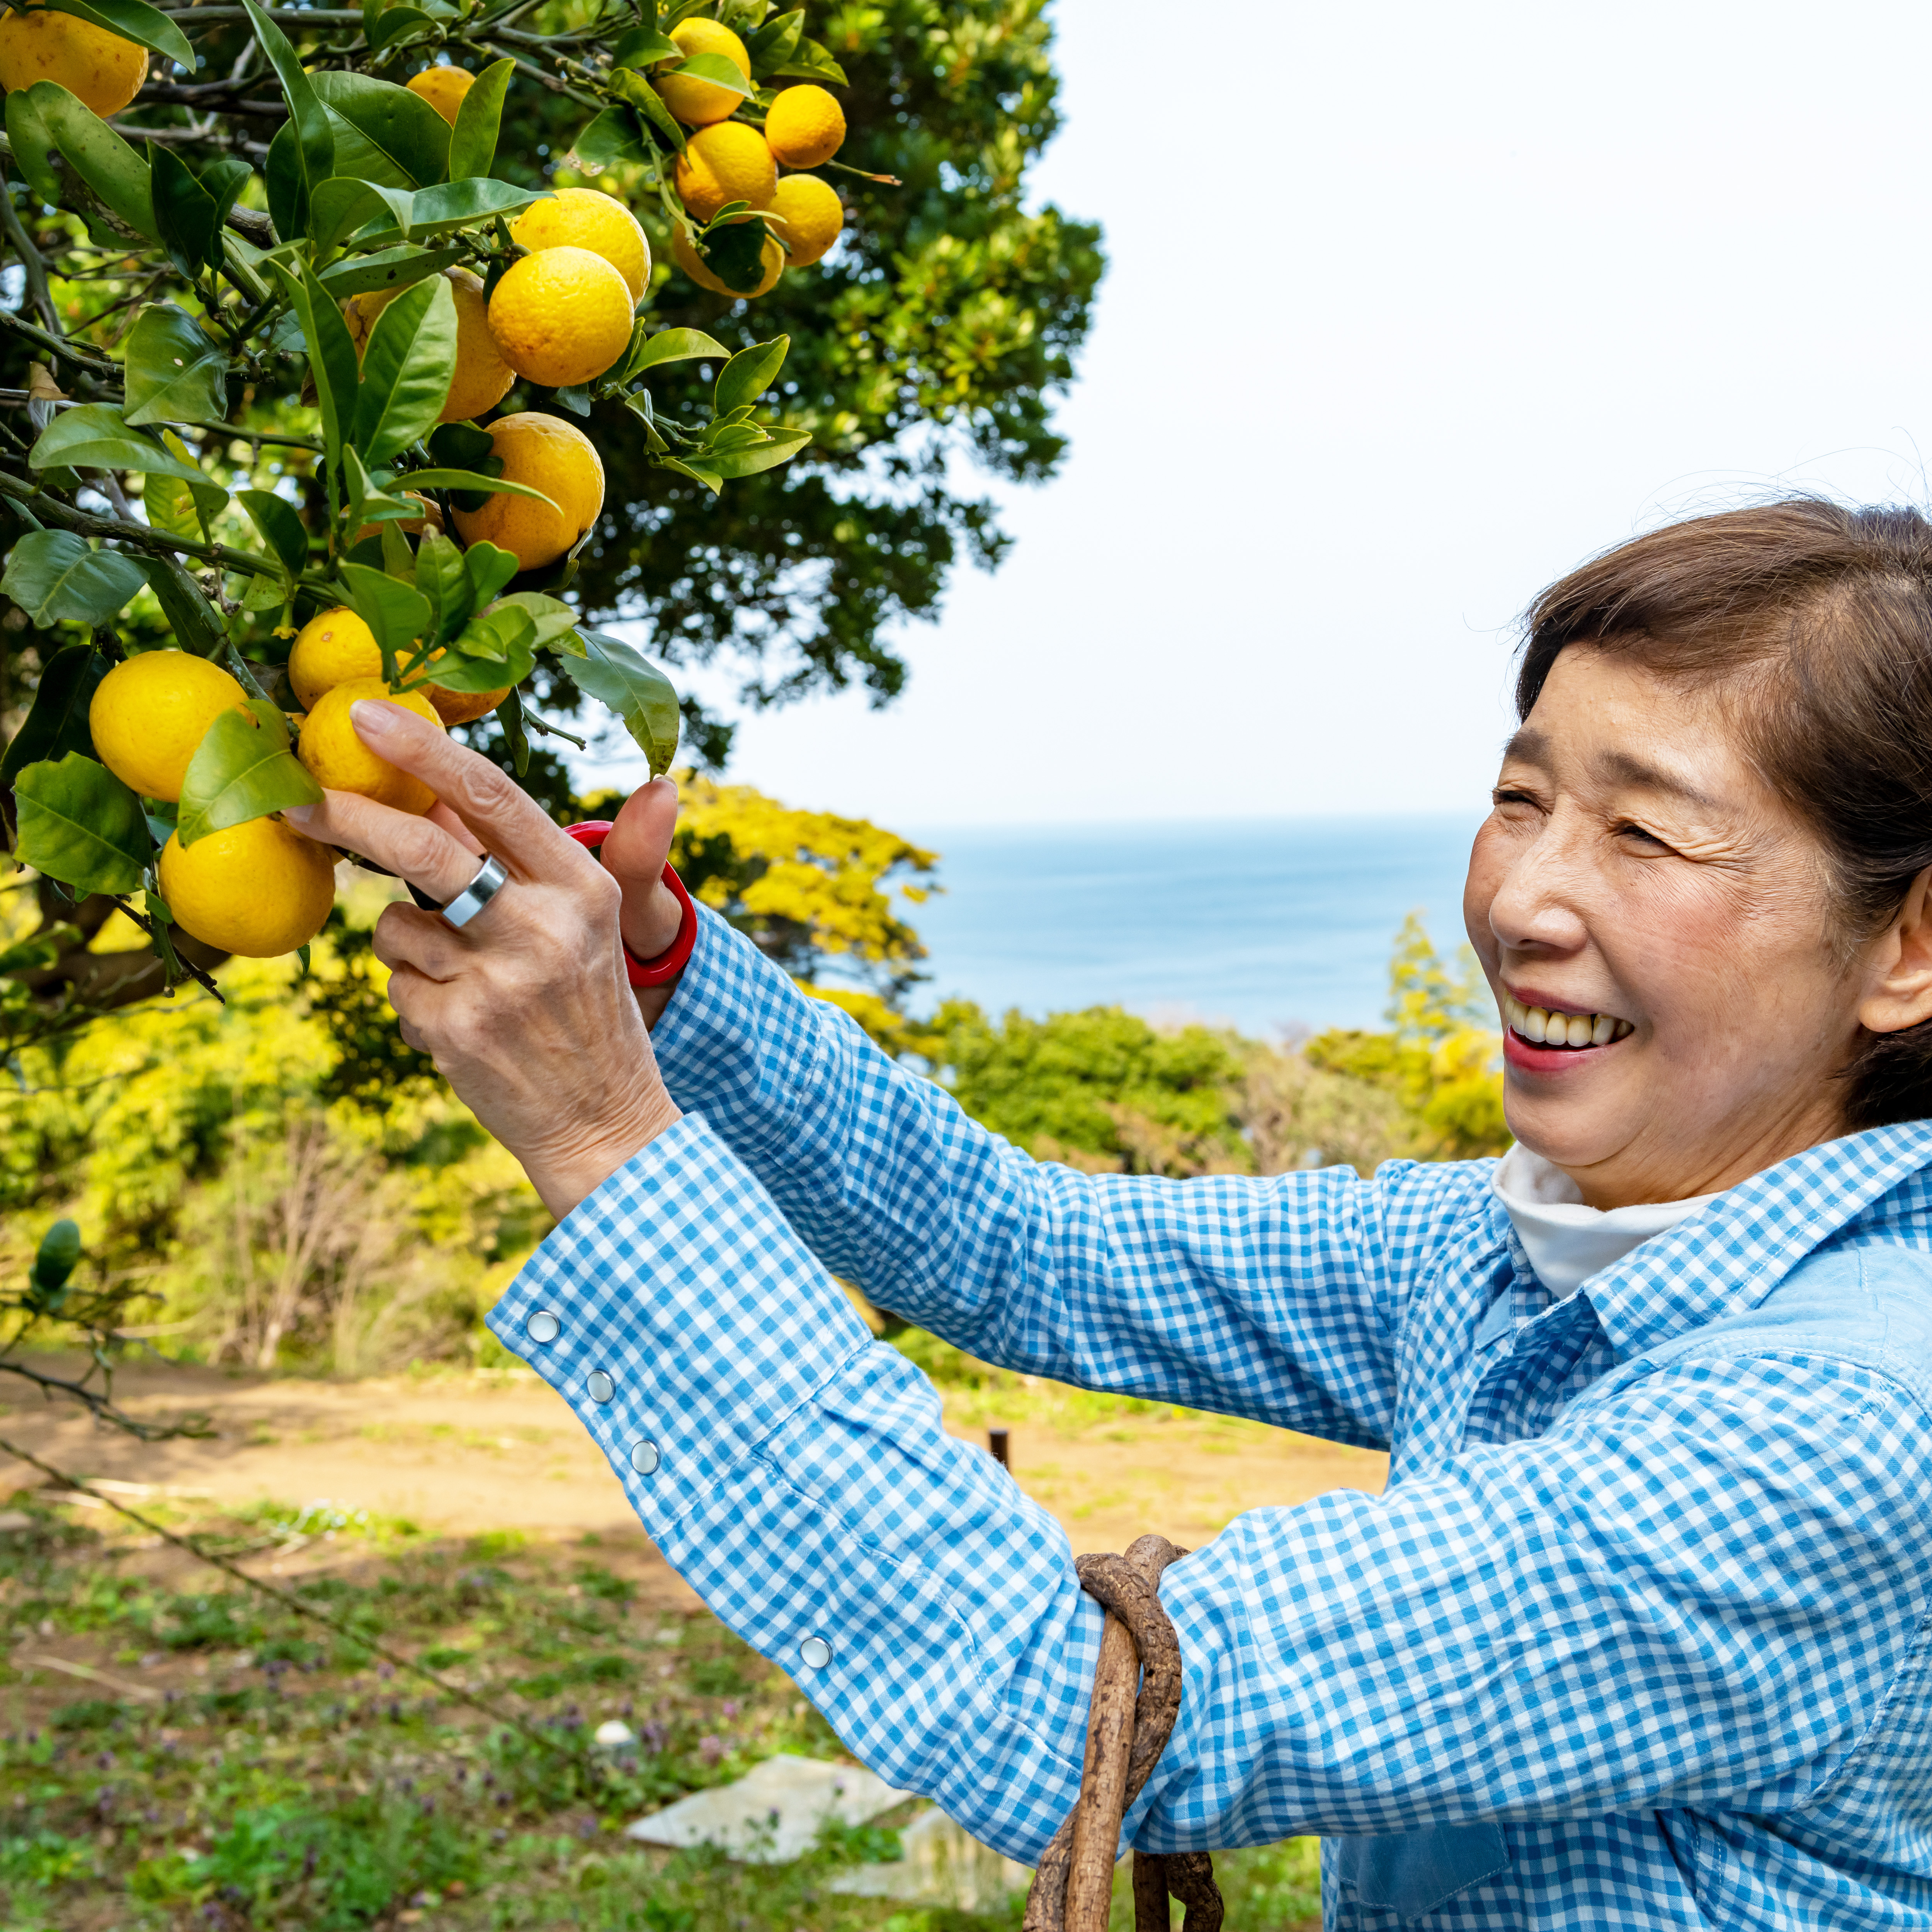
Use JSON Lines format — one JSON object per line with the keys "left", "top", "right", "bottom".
{"left": 0, "top": 1494, "right": 1322, "bottom": 1930}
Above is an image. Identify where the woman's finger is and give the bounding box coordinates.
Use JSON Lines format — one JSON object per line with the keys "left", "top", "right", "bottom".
{"left": 285, "top": 787, "right": 480, "bottom": 901}
{"left": 600, "top": 777, "right": 684, "bottom": 959}
{"left": 428, "top": 800, "right": 486, "bottom": 857}
{"left": 372, "top": 901, "right": 473, "bottom": 983}
{"left": 348, "top": 701, "right": 590, "bottom": 886}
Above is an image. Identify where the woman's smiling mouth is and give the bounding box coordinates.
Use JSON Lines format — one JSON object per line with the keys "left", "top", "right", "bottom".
{"left": 1500, "top": 990, "right": 1635, "bottom": 1055}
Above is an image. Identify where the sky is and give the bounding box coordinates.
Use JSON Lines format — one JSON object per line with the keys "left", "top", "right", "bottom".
{"left": 596, "top": 0, "right": 1932, "bottom": 830}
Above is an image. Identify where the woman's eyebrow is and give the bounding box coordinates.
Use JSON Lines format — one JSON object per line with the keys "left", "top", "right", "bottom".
{"left": 1596, "top": 747, "right": 1721, "bottom": 811}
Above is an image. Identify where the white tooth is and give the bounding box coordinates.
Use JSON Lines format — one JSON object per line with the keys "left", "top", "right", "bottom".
{"left": 1504, "top": 996, "right": 1526, "bottom": 1030}
{"left": 1561, "top": 1013, "right": 1589, "bottom": 1048}
{"left": 1523, "top": 1007, "right": 1549, "bottom": 1043}
{"left": 1591, "top": 1013, "right": 1616, "bottom": 1046}
{"left": 1616, "top": 1018, "right": 1634, "bottom": 1040}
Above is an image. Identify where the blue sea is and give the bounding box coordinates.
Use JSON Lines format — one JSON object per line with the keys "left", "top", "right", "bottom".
{"left": 895, "top": 815, "right": 1485, "bottom": 1038}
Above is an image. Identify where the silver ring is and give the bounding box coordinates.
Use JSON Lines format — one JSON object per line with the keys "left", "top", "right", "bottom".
{"left": 440, "top": 852, "right": 509, "bottom": 929}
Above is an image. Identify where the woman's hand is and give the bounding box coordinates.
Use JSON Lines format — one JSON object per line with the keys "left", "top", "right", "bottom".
{"left": 284, "top": 700, "right": 680, "bottom": 1219}
{"left": 594, "top": 771, "right": 686, "bottom": 1028}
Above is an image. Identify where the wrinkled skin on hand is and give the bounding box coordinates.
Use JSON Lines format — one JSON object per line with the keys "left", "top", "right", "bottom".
{"left": 285, "top": 701, "right": 683, "bottom": 1217}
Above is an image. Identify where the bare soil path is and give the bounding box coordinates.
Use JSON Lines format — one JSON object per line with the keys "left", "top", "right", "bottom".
{"left": 0, "top": 1355, "right": 1388, "bottom": 1597}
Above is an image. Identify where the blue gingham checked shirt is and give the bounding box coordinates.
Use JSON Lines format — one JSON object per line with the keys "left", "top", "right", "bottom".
{"left": 490, "top": 908, "right": 1932, "bottom": 1929}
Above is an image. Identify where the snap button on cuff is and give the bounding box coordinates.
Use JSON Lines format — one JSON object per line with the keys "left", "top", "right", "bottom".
{"left": 586, "top": 1371, "right": 614, "bottom": 1403}
{"left": 629, "top": 1440, "right": 660, "bottom": 1475}
{"left": 526, "top": 1310, "right": 560, "bottom": 1344}
{"left": 799, "top": 1636, "right": 831, "bottom": 1670}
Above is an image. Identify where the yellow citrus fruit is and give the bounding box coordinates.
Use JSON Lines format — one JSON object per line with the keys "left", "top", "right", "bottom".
{"left": 655, "top": 17, "right": 749, "bottom": 126}
{"left": 158, "top": 815, "right": 336, "bottom": 959}
{"left": 298, "top": 679, "right": 444, "bottom": 815}
{"left": 509, "top": 188, "right": 651, "bottom": 303}
{"left": 673, "top": 120, "right": 776, "bottom": 224}
{"left": 288, "top": 604, "right": 499, "bottom": 725}
{"left": 406, "top": 65, "right": 473, "bottom": 125}
{"left": 449, "top": 411, "right": 605, "bottom": 573}
{"left": 769, "top": 173, "right": 843, "bottom": 267}
{"left": 671, "top": 226, "right": 783, "bottom": 300}
{"left": 0, "top": 8, "right": 147, "bottom": 116}
{"left": 88, "top": 650, "right": 250, "bottom": 804}
{"left": 764, "top": 84, "right": 845, "bottom": 169}
{"left": 345, "top": 267, "right": 514, "bottom": 425}
{"left": 486, "top": 246, "right": 634, "bottom": 391}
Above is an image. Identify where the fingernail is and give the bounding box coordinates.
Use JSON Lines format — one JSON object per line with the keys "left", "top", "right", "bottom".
{"left": 350, "top": 699, "right": 398, "bottom": 737}
{"left": 282, "top": 803, "right": 315, "bottom": 827}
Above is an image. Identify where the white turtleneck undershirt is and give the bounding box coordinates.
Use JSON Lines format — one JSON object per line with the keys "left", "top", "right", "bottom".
{"left": 1489, "top": 1142, "right": 1722, "bottom": 1300}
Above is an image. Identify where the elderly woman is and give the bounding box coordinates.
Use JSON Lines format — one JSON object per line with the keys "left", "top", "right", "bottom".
{"left": 288, "top": 500, "right": 1932, "bottom": 1929}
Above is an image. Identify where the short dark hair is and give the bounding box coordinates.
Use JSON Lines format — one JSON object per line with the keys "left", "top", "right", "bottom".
{"left": 1518, "top": 499, "right": 1932, "bottom": 1130}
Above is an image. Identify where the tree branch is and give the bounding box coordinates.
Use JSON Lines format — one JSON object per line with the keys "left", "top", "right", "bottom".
{"left": 0, "top": 471, "right": 285, "bottom": 582}
{"left": 0, "top": 1360, "right": 214, "bottom": 1440}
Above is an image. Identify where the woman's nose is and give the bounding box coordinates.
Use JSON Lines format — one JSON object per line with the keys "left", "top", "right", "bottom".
{"left": 1485, "top": 820, "right": 1594, "bottom": 957}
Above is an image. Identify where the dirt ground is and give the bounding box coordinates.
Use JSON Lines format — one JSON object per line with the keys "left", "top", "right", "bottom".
{"left": 0, "top": 1356, "right": 1388, "bottom": 1602}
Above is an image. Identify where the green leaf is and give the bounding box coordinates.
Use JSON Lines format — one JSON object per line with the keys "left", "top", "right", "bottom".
{"left": 461, "top": 541, "right": 520, "bottom": 608}
{"left": 150, "top": 146, "right": 218, "bottom": 277}
{"left": 491, "top": 589, "right": 579, "bottom": 651}
{"left": 241, "top": 0, "right": 333, "bottom": 203}
{"left": 631, "top": 326, "right": 726, "bottom": 375}
{"left": 31, "top": 1216, "right": 82, "bottom": 1294}
{"left": 308, "top": 175, "right": 386, "bottom": 254}
{"left": 353, "top": 269, "right": 456, "bottom": 466}
{"left": 263, "top": 121, "right": 306, "bottom": 241}
{"left": 12, "top": 752, "right": 150, "bottom": 895}
{"left": 45, "top": 0, "right": 192, "bottom": 69}
{"left": 1, "top": 529, "right": 144, "bottom": 625}
{"left": 6, "top": 82, "right": 155, "bottom": 237}
{"left": 0, "top": 645, "right": 106, "bottom": 797}
{"left": 414, "top": 527, "right": 473, "bottom": 644}
{"left": 340, "top": 561, "right": 431, "bottom": 673}
{"left": 29, "top": 403, "right": 216, "bottom": 496}
{"left": 714, "top": 334, "right": 788, "bottom": 417}
{"left": 236, "top": 490, "right": 309, "bottom": 574}
{"left": 311, "top": 71, "right": 450, "bottom": 190}
{"left": 608, "top": 70, "right": 685, "bottom": 154}
{"left": 355, "top": 176, "right": 549, "bottom": 246}
{"left": 365, "top": 3, "right": 436, "bottom": 50}
{"left": 442, "top": 601, "right": 532, "bottom": 672}
{"left": 667, "top": 50, "right": 752, "bottom": 99}
{"left": 744, "top": 7, "right": 803, "bottom": 71}
{"left": 573, "top": 630, "right": 680, "bottom": 775}
{"left": 318, "top": 243, "right": 463, "bottom": 301}
{"left": 138, "top": 554, "right": 227, "bottom": 657}
{"left": 426, "top": 420, "right": 495, "bottom": 469}
{"left": 122, "top": 304, "right": 228, "bottom": 427}
{"left": 658, "top": 455, "right": 724, "bottom": 494}
{"left": 570, "top": 104, "right": 652, "bottom": 175}
{"left": 274, "top": 262, "right": 360, "bottom": 471}
{"left": 612, "top": 24, "right": 680, "bottom": 66}
{"left": 402, "top": 468, "right": 559, "bottom": 509}
{"left": 177, "top": 699, "right": 320, "bottom": 847}
{"left": 703, "top": 425, "right": 810, "bottom": 478}
{"left": 447, "top": 56, "right": 513, "bottom": 182}
{"left": 495, "top": 684, "right": 530, "bottom": 777}
{"left": 769, "top": 38, "right": 847, "bottom": 86}
{"left": 692, "top": 217, "right": 770, "bottom": 293}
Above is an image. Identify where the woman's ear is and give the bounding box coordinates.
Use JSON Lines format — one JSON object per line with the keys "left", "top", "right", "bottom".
{"left": 1858, "top": 865, "right": 1932, "bottom": 1035}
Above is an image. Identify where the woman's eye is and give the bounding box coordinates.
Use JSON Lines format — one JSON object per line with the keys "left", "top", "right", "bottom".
{"left": 1616, "top": 821, "right": 1669, "bottom": 849}
{"left": 1491, "top": 787, "right": 1537, "bottom": 809}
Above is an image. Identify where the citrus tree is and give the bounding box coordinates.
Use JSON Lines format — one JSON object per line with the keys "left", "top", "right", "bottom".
{"left": 0, "top": 0, "right": 892, "bottom": 1427}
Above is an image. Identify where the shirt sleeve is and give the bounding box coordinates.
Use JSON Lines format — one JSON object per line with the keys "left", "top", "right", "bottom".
{"left": 646, "top": 908, "right": 1468, "bottom": 1448}
{"left": 489, "top": 1122, "right": 1932, "bottom": 1860}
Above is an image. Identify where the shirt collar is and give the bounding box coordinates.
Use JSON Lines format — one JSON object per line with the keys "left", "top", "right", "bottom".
{"left": 1570, "top": 1120, "right": 1932, "bottom": 1361}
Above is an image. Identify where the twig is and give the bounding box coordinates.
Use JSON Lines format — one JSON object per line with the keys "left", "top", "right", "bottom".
{"left": 0, "top": 1433, "right": 589, "bottom": 1763}
{"left": 0, "top": 472, "right": 284, "bottom": 583}
{"left": 0, "top": 170, "right": 61, "bottom": 333}
{"left": 521, "top": 709, "right": 588, "bottom": 750}
{"left": 105, "top": 893, "right": 226, "bottom": 1004}
{"left": 0, "top": 1359, "right": 211, "bottom": 1440}
{"left": 0, "top": 307, "right": 117, "bottom": 379}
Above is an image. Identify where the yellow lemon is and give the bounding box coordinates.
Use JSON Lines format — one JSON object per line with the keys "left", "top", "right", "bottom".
{"left": 345, "top": 266, "right": 514, "bottom": 425}
{"left": 424, "top": 681, "right": 511, "bottom": 727}
{"left": 0, "top": 8, "right": 146, "bottom": 116}
{"left": 764, "top": 84, "right": 845, "bottom": 169}
{"left": 406, "top": 64, "right": 473, "bottom": 126}
{"left": 88, "top": 650, "right": 250, "bottom": 804}
{"left": 769, "top": 173, "right": 842, "bottom": 267}
{"left": 288, "top": 607, "right": 382, "bottom": 711}
{"left": 509, "top": 188, "right": 651, "bottom": 302}
{"left": 655, "top": 17, "right": 749, "bottom": 126}
{"left": 670, "top": 226, "right": 783, "bottom": 299}
{"left": 486, "top": 246, "right": 634, "bottom": 391}
{"left": 158, "top": 815, "right": 337, "bottom": 959}
{"left": 673, "top": 119, "right": 776, "bottom": 224}
{"left": 298, "top": 679, "right": 444, "bottom": 815}
{"left": 449, "top": 411, "right": 604, "bottom": 573}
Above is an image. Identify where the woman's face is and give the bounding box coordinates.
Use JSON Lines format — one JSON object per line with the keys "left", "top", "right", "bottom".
{"left": 1464, "top": 647, "right": 1925, "bottom": 1208}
